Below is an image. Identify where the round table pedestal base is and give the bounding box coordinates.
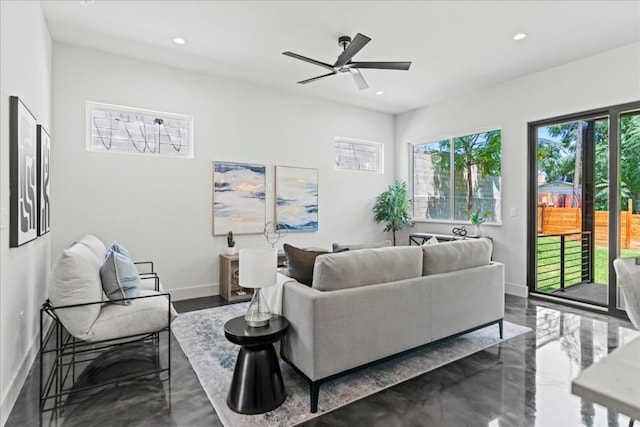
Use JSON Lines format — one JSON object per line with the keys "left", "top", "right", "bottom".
{"left": 226, "top": 344, "right": 286, "bottom": 414}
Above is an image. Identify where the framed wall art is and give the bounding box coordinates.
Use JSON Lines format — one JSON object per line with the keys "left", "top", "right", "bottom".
{"left": 212, "top": 161, "right": 266, "bottom": 235}
{"left": 275, "top": 166, "right": 318, "bottom": 232}
{"left": 37, "top": 125, "right": 51, "bottom": 236}
{"left": 9, "top": 96, "right": 38, "bottom": 247}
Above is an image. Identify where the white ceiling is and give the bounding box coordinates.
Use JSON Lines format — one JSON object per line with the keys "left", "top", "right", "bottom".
{"left": 40, "top": 0, "right": 640, "bottom": 115}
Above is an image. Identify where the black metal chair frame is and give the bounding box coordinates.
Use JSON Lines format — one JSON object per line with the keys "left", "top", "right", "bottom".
{"left": 39, "top": 262, "right": 172, "bottom": 421}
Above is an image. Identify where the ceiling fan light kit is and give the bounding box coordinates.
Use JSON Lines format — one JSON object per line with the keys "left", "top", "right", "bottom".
{"left": 283, "top": 33, "right": 411, "bottom": 91}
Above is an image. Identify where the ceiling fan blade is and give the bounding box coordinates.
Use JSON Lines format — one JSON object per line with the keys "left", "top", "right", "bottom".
{"left": 350, "top": 69, "right": 369, "bottom": 91}
{"left": 333, "top": 33, "right": 371, "bottom": 68}
{"left": 346, "top": 61, "right": 412, "bottom": 70}
{"left": 283, "top": 51, "right": 335, "bottom": 72}
{"left": 297, "top": 72, "right": 337, "bottom": 84}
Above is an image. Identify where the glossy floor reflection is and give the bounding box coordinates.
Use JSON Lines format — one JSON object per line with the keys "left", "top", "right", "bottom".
{"left": 5, "top": 295, "right": 638, "bottom": 427}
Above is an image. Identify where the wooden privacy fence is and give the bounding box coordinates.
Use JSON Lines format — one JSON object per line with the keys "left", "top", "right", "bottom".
{"left": 537, "top": 200, "right": 640, "bottom": 249}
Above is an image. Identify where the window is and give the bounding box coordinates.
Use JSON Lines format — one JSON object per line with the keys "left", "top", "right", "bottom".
{"left": 412, "top": 129, "right": 501, "bottom": 222}
{"left": 334, "top": 137, "right": 383, "bottom": 173}
{"left": 86, "top": 102, "right": 193, "bottom": 158}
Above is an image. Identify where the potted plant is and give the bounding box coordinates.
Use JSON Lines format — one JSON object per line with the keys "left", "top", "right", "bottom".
{"left": 226, "top": 231, "right": 236, "bottom": 255}
{"left": 463, "top": 209, "right": 492, "bottom": 236}
{"left": 373, "top": 180, "right": 413, "bottom": 246}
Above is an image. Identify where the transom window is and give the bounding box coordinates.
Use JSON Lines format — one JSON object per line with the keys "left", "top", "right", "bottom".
{"left": 86, "top": 102, "right": 193, "bottom": 158}
{"left": 412, "top": 129, "right": 502, "bottom": 222}
{"left": 334, "top": 137, "right": 383, "bottom": 173}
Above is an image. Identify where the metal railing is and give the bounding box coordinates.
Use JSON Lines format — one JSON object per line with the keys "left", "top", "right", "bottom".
{"left": 536, "top": 231, "right": 592, "bottom": 292}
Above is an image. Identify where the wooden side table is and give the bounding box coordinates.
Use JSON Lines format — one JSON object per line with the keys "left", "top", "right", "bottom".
{"left": 224, "top": 315, "right": 289, "bottom": 414}
{"left": 219, "top": 252, "right": 287, "bottom": 302}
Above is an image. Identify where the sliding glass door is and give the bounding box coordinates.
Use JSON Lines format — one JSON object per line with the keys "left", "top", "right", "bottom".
{"left": 528, "top": 101, "right": 640, "bottom": 315}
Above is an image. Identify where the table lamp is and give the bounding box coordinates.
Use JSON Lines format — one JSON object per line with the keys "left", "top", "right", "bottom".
{"left": 239, "top": 248, "right": 277, "bottom": 327}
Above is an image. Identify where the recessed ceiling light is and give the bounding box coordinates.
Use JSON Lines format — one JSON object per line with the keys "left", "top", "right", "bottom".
{"left": 82, "top": 0, "right": 95, "bottom": 6}
{"left": 376, "top": 91, "right": 384, "bottom": 96}
{"left": 512, "top": 33, "right": 527, "bottom": 41}
{"left": 173, "top": 37, "right": 186, "bottom": 45}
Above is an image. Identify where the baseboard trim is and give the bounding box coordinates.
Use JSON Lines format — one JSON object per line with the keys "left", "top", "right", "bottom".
{"left": 505, "top": 282, "right": 528, "bottom": 298}
{"left": 169, "top": 283, "right": 219, "bottom": 301}
{"left": 0, "top": 318, "right": 49, "bottom": 427}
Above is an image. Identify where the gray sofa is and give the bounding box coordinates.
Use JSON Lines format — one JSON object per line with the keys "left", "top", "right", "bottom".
{"left": 280, "top": 238, "right": 504, "bottom": 412}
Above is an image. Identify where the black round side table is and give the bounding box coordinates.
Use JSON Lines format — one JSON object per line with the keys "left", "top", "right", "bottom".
{"left": 224, "top": 315, "right": 289, "bottom": 414}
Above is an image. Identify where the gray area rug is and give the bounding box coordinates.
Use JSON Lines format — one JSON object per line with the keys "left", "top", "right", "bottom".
{"left": 172, "top": 303, "right": 530, "bottom": 427}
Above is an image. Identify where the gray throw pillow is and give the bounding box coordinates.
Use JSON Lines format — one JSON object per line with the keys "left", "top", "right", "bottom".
{"left": 332, "top": 240, "right": 392, "bottom": 252}
{"left": 100, "top": 249, "right": 142, "bottom": 305}
{"left": 283, "top": 244, "right": 331, "bottom": 286}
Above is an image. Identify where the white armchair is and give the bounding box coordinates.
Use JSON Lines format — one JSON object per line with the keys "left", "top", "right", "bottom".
{"left": 613, "top": 257, "right": 640, "bottom": 329}
{"left": 40, "top": 234, "right": 176, "bottom": 417}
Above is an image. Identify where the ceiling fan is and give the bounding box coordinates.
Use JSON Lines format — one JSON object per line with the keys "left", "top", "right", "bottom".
{"left": 283, "top": 33, "right": 411, "bottom": 91}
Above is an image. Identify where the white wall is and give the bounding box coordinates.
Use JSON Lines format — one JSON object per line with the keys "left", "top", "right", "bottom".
{"left": 0, "top": 1, "right": 52, "bottom": 424}
{"left": 52, "top": 44, "right": 395, "bottom": 300}
{"left": 395, "top": 42, "right": 640, "bottom": 297}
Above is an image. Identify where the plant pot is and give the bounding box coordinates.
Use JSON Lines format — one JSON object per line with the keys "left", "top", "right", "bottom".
{"left": 226, "top": 246, "right": 237, "bottom": 255}
{"left": 473, "top": 225, "right": 482, "bottom": 237}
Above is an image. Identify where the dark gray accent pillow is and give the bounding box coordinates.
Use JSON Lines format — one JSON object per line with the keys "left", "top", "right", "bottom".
{"left": 283, "top": 244, "right": 332, "bottom": 286}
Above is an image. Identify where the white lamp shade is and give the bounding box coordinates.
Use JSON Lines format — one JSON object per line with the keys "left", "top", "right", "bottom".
{"left": 239, "top": 248, "right": 277, "bottom": 289}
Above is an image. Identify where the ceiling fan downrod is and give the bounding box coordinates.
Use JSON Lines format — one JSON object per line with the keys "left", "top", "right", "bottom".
{"left": 338, "top": 35, "right": 351, "bottom": 51}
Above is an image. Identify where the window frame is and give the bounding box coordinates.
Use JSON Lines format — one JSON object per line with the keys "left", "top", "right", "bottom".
{"left": 86, "top": 101, "right": 194, "bottom": 159}
{"left": 410, "top": 126, "right": 502, "bottom": 224}
{"left": 333, "top": 137, "right": 384, "bottom": 174}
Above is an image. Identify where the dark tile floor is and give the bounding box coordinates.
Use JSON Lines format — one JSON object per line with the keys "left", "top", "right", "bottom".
{"left": 5, "top": 295, "right": 638, "bottom": 426}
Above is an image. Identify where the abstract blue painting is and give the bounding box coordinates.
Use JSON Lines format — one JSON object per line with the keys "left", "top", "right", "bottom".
{"left": 213, "top": 161, "right": 266, "bottom": 235}
{"left": 275, "top": 166, "right": 318, "bottom": 232}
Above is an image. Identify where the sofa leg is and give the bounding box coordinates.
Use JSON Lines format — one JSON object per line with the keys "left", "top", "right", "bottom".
{"left": 310, "top": 382, "right": 320, "bottom": 413}
{"left": 498, "top": 319, "right": 503, "bottom": 339}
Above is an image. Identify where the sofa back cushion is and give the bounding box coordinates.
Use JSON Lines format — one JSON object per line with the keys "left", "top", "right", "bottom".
{"left": 48, "top": 242, "right": 103, "bottom": 340}
{"left": 313, "top": 246, "right": 423, "bottom": 291}
{"left": 76, "top": 234, "right": 107, "bottom": 262}
{"left": 422, "top": 238, "right": 492, "bottom": 276}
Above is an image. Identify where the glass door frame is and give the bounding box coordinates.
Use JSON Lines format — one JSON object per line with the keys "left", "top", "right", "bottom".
{"left": 527, "top": 100, "right": 640, "bottom": 317}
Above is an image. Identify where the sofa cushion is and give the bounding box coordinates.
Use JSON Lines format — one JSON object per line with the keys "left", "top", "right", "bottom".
{"left": 422, "top": 238, "right": 492, "bottom": 276}
{"left": 48, "top": 242, "right": 104, "bottom": 340}
{"left": 313, "top": 246, "right": 423, "bottom": 291}
{"left": 283, "top": 244, "right": 331, "bottom": 286}
{"left": 88, "top": 290, "right": 178, "bottom": 342}
{"left": 332, "top": 240, "right": 392, "bottom": 252}
{"left": 76, "top": 234, "right": 107, "bottom": 262}
{"left": 100, "top": 249, "right": 142, "bottom": 305}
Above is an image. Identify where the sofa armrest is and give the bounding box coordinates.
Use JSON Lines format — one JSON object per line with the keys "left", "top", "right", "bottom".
{"left": 134, "top": 261, "right": 155, "bottom": 275}
{"left": 139, "top": 272, "right": 160, "bottom": 292}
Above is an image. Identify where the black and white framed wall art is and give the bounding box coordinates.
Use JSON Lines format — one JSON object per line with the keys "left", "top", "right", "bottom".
{"left": 9, "top": 96, "right": 38, "bottom": 247}
{"left": 37, "top": 125, "right": 51, "bottom": 235}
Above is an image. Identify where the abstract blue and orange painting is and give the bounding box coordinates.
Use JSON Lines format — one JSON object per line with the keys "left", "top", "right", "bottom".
{"left": 275, "top": 166, "right": 318, "bottom": 232}
{"left": 213, "top": 161, "right": 266, "bottom": 235}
